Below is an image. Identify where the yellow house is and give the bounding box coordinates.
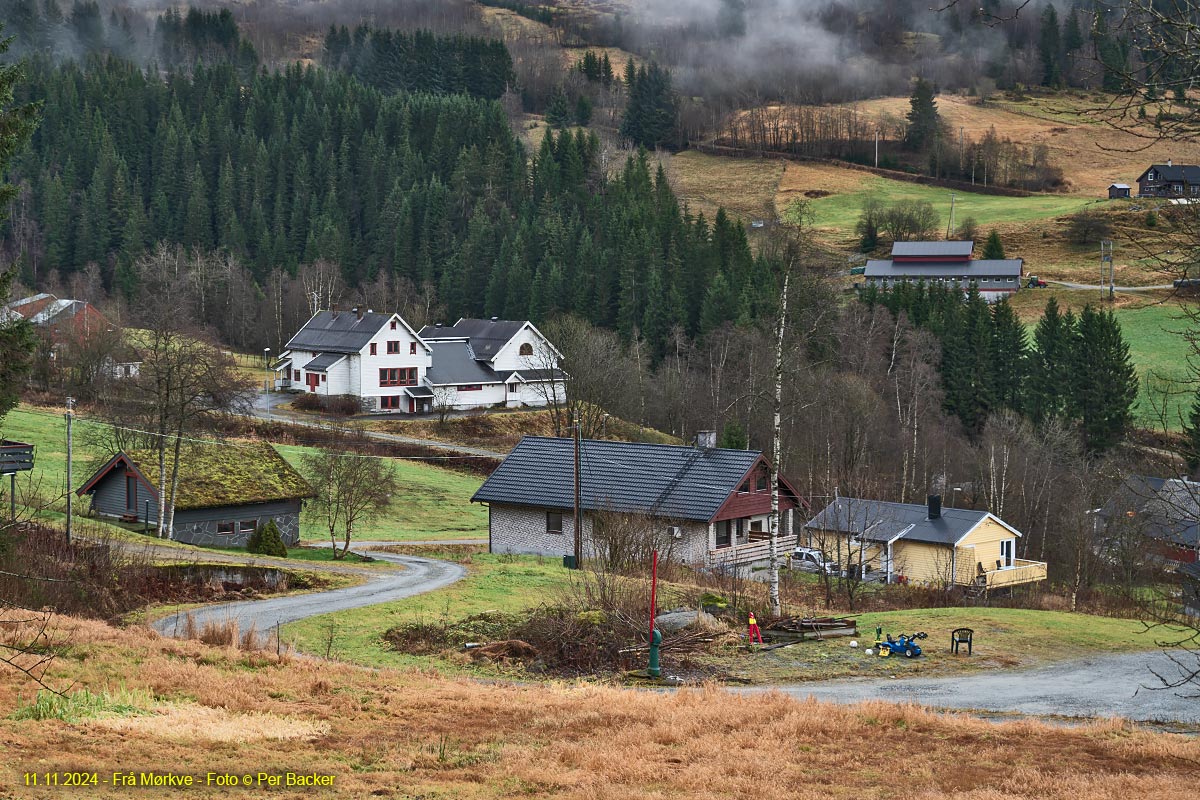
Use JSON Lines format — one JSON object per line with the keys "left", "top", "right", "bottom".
{"left": 802, "top": 495, "right": 1047, "bottom": 589}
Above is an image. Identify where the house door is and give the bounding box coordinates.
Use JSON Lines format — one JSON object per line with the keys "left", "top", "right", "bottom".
{"left": 409, "top": 398, "right": 416, "bottom": 413}
{"left": 305, "top": 373, "right": 320, "bottom": 391}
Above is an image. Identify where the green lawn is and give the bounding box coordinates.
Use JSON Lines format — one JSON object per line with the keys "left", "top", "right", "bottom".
{"left": 808, "top": 175, "right": 1104, "bottom": 235}
{"left": 1112, "top": 303, "right": 1194, "bottom": 426}
{"left": 723, "top": 607, "right": 1171, "bottom": 684}
{"left": 280, "top": 553, "right": 568, "bottom": 669}
{"left": 0, "top": 406, "right": 487, "bottom": 544}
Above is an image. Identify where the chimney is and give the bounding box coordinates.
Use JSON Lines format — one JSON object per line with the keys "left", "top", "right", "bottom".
{"left": 354, "top": 305, "right": 363, "bottom": 321}
{"left": 696, "top": 430, "right": 717, "bottom": 449}
{"left": 331, "top": 302, "right": 338, "bottom": 318}
{"left": 435, "top": 322, "right": 443, "bottom": 328}
{"left": 927, "top": 494, "right": 941, "bottom": 520}
{"left": 1168, "top": 158, "right": 1173, "bottom": 167}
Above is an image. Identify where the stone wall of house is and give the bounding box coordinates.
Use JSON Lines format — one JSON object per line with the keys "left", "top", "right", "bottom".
{"left": 489, "top": 504, "right": 579, "bottom": 558}
{"left": 173, "top": 510, "right": 302, "bottom": 548}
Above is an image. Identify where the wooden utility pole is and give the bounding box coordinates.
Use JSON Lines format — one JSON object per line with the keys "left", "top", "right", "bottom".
{"left": 874, "top": 129, "right": 879, "bottom": 168}
{"left": 573, "top": 408, "right": 582, "bottom": 568}
{"left": 64, "top": 396, "right": 75, "bottom": 544}
{"left": 768, "top": 272, "right": 789, "bottom": 618}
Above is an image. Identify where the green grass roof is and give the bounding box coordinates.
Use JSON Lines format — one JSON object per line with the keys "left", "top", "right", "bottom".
{"left": 127, "top": 441, "right": 315, "bottom": 510}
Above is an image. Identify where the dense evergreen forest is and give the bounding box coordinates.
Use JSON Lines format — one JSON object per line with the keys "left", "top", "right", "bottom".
{"left": 2, "top": 50, "right": 773, "bottom": 361}
{"left": 321, "top": 25, "right": 515, "bottom": 100}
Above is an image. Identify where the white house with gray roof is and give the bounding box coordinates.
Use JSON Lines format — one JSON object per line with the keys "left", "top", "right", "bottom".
{"left": 275, "top": 309, "right": 564, "bottom": 414}
{"left": 472, "top": 436, "right": 804, "bottom": 568}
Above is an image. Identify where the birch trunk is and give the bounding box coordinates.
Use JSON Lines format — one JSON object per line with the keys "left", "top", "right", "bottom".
{"left": 768, "top": 272, "right": 789, "bottom": 618}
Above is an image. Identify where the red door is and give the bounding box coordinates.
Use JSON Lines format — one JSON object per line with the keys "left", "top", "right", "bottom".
{"left": 306, "top": 373, "right": 320, "bottom": 391}
{"left": 409, "top": 397, "right": 416, "bottom": 413}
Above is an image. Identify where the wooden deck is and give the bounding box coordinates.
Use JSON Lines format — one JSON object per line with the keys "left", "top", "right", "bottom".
{"left": 708, "top": 534, "right": 797, "bottom": 567}
{"left": 978, "top": 558, "right": 1048, "bottom": 588}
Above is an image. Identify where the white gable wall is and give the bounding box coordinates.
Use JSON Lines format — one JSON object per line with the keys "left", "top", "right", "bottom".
{"left": 491, "top": 324, "right": 559, "bottom": 372}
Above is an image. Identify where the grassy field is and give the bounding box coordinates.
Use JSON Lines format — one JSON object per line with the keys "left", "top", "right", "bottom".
{"left": 0, "top": 406, "right": 488, "bottom": 544}
{"left": 281, "top": 552, "right": 565, "bottom": 669}
{"left": 4, "top": 616, "right": 1196, "bottom": 798}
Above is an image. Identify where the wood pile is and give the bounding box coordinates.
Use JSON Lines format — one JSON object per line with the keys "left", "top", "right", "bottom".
{"left": 762, "top": 615, "right": 857, "bottom": 642}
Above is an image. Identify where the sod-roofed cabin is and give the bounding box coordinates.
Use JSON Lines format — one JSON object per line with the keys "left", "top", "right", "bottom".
{"left": 802, "top": 494, "right": 1047, "bottom": 589}
{"left": 76, "top": 442, "right": 314, "bottom": 548}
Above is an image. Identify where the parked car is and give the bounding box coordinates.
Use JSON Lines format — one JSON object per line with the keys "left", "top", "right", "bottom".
{"left": 791, "top": 547, "right": 839, "bottom": 574}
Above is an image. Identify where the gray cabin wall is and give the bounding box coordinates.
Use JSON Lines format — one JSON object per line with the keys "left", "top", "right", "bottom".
{"left": 87, "top": 467, "right": 159, "bottom": 521}
{"left": 86, "top": 468, "right": 304, "bottom": 548}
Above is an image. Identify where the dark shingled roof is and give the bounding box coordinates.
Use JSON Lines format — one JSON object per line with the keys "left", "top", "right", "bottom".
{"left": 1103, "top": 475, "right": 1200, "bottom": 549}
{"left": 892, "top": 241, "right": 975, "bottom": 258}
{"left": 471, "top": 436, "right": 762, "bottom": 521}
{"left": 804, "top": 498, "right": 992, "bottom": 546}
{"left": 78, "top": 443, "right": 314, "bottom": 510}
{"left": 285, "top": 310, "right": 393, "bottom": 355}
{"left": 864, "top": 259, "right": 1024, "bottom": 278}
{"left": 418, "top": 318, "right": 526, "bottom": 361}
{"left": 425, "top": 341, "right": 502, "bottom": 385}
{"left": 302, "top": 352, "right": 344, "bottom": 372}
{"left": 1180, "top": 561, "right": 1200, "bottom": 581}
{"left": 1138, "top": 164, "right": 1200, "bottom": 183}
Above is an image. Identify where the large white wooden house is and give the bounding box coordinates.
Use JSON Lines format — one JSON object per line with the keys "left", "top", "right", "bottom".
{"left": 274, "top": 309, "right": 564, "bottom": 414}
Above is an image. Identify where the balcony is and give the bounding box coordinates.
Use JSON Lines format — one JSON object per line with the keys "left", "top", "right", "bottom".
{"left": 708, "top": 534, "right": 797, "bottom": 568}
{"left": 978, "top": 558, "right": 1048, "bottom": 588}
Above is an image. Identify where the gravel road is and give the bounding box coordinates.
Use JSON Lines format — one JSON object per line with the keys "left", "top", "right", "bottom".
{"left": 763, "top": 651, "right": 1200, "bottom": 725}
{"left": 151, "top": 547, "right": 467, "bottom": 643}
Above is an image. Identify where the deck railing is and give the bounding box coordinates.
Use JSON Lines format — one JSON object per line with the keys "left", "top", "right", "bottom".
{"left": 708, "top": 534, "right": 798, "bottom": 567}
{"left": 981, "top": 558, "right": 1048, "bottom": 588}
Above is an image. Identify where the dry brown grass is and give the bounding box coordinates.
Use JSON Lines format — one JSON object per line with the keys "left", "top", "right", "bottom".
{"left": 1, "top": 616, "right": 1196, "bottom": 798}
{"left": 666, "top": 150, "right": 786, "bottom": 223}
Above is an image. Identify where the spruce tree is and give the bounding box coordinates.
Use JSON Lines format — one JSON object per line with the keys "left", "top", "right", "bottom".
{"left": 1068, "top": 305, "right": 1138, "bottom": 452}
{"left": 1038, "top": 3, "right": 1063, "bottom": 88}
{"left": 904, "top": 78, "right": 941, "bottom": 151}
{"left": 1027, "top": 297, "right": 1069, "bottom": 424}
{"left": 1183, "top": 386, "right": 1200, "bottom": 471}
{"left": 981, "top": 229, "right": 1005, "bottom": 260}
{"left": 990, "top": 299, "right": 1028, "bottom": 414}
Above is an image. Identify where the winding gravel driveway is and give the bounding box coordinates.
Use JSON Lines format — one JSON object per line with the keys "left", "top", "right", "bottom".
{"left": 763, "top": 651, "right": 1200, "bottom": 725}
{"left": 151, "top": 547, "right": 467, "bottom": 642}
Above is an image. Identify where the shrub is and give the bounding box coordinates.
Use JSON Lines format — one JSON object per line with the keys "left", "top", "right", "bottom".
{"left": 1067, "top": 212, "right": 1114, "bottom": 245}
{"left": 247, "top": 519, "right": 288, "bottom": 558}
{"left": 1145, "top": 209, "right": 1158, "bottom": 228}
{"left": 957, "top": 216, "right": 978, "bottom": 242}
{"left": 326, "top": 394, "right": 362, "bottom": 416}
{"left": 292, "top": 393, "right": 324, "bottom": 412}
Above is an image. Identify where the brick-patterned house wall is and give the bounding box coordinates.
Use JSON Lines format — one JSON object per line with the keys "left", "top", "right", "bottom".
{"left": 488, "top": 503, "right": 714, "bottom": 566}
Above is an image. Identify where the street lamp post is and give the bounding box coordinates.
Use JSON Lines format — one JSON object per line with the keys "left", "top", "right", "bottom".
{"left": 263, "top": 347, "right": 272, "bottom": 420}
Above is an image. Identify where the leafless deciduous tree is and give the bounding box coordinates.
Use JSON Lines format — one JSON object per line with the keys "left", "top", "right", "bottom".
{"left": 301, "top": 426, "right": 400, "bottom": 559}
{"left": 588, "top": 510, "right": 677, "bottom": 575}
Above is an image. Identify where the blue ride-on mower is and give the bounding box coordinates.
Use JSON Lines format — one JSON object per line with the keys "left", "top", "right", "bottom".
{"left": 875, "top": 630, "right": 928, "bottom": 658}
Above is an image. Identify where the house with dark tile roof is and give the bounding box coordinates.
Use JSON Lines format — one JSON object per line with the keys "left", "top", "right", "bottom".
{"left": 276, "top": 309, "right": 564, "bottom": 413}
{"left": 472, "top": 435, "right": 804, "bottom": 568}
{"left": 803, "top": 495, "right": 1046, "bottom": 588}
{"left": 863, "top": 240, "right": 1024, "bottom": 303}
{"left": 1136, "top": 162, "right": 1200, "bottom": 197}
{"left": 1101, "top": 475, "right": 1200, "bottom": 565}
{"left": 2, "top": 293, "right": 141, "bottom": 378}
{"left": 76, "top": 442, "right": 314, "bottom": 548}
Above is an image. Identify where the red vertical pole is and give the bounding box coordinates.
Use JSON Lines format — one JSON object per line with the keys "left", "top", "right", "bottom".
{"left": 649, "top": 549, "right": 659, "bottom": 638}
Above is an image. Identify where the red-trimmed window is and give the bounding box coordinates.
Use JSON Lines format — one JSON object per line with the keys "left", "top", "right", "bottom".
{"left": 370, "top": 343, "right": 377, "bottom": 355}
{"left": 293, "top": 369, "right": 300, "bottom": 382}
{"left": 380, "top": 395, "right": 402, "bottom": 410}
{"left": 321, "top": 374, "right": 326, "bottom": 383}
{"left": 379, "top": 368, "right": 418, "bottom": 387}
{"left": 390, "top": 320, "right": 397, "bottom": 330}
{"left": 409, "top": 342, "right": 417, "bottom": 355}
{"left": 459, "top": 384, "right": 482, "bottom": 391}
{"left": 386, "top": 341, "right": 400, "bottom": 354}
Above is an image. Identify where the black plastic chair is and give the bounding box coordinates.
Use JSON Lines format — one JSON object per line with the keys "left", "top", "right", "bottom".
{"left": 951, "top": 627, "right": 974, "bottom": 655}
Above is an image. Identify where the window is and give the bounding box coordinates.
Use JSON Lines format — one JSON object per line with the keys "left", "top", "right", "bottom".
{"left": 320, "top": 374, "right": 326, "bottom": 383}
{"left": 370, "top": 343, "right": 377, "bottom": 355}
{"left": 293, "top": 370, "right": 300, "bottom": 382}
{"left": 240, "top": 520, "right": 258, "bottom": 534}
{"left": 749, "top": 519, "right": 764, "bottom": 533}
{"left": 755, "top": 473, "right": 768, "bottom": 492}
{"left": 390, "top": 321, "right": 397, "bottom": 330}
{"left": 459, "top": 384, "right": 482, "bottom": 391}
{"left": 1000, "top": 539, "right": 1015, "bottom": 568}
{"left": 380, "top": 368, "right": 418, "bottom": 387}
{"left": 716, "top": 521, "right": 731, "bottom": 548}
{"left": 667, "top": 525, "right": 682, "bottom": 539}
{"left": 410, "top": 342, "right": 417, "bottom": 355}
{"left": 125, "top": 475, "right": 137, "bottom": 510}
{"left": 546, "top": 512, "right": 563, "bottom": 535}
{"left": 738, "top": 480, "right": 750, "bottom": 494}
{"left": 217, "top": 522, "right": 235, "bottom": 535}
{"left": 386, "top": 341, "right": 400, "bottom": 354}
{"left": 519, "top": 343, "right": 533, "bottom": 356}
{"left": 380, "top": 395, "right": 402, "bottom": 410}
